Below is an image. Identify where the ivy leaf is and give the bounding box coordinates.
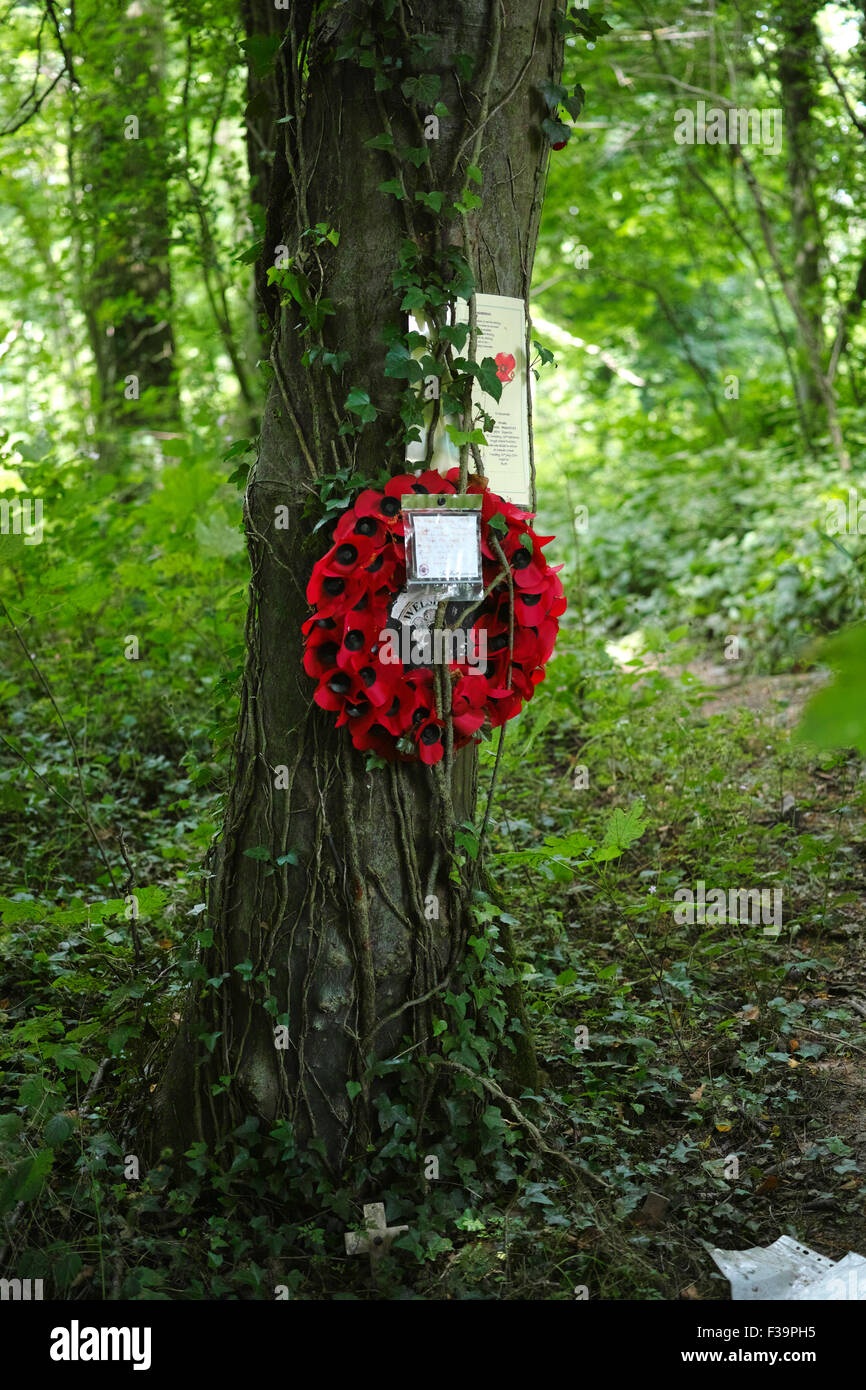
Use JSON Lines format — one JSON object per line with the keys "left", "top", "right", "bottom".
{"left": 400, "top": 285, "right": 428, "bottom": 312}
{"left": 538, "top": 80, "right": 567, "bottom": 111}
{"left": 532, "top": 338, "right": 556, "bottom": 368}
{"left": 345, "top": 387, "right": 378, "bottom": 423}
{"left": 385, "top": 342, "right": 423, "bottom": 381}
{"left": 401, "top": 73, "right": 441, "bottom": 104}
{"left": 378, "top": 179, "right": 405, "bottom": 199}
{"left": 563, "top": 84, "right": 586, "bottom": 121}
{"left": 446, "top": 425, "right": 488, "bottom": 447}
{"left": 476, "top": 356, "right": 503, "bottom": 403}
{"left": 365, "top": 132, "right": 395, "bottom": 151}
{"left": 542, "top": 117, "right": 571, "bottom": 147}
{"left": 415, "top": 190, "right": 445, "bottom": 214}
{"left": 243, "top": 846, "right": 272, "bottom": 862}
{"left": 454, "top": 53, "right": 474, "bottom": 82}
{"left": 466, "top": 163, "right": 482, "bottom": 185}
{"left": 346, "top": 1081, "right": 362, "bottom": 1100}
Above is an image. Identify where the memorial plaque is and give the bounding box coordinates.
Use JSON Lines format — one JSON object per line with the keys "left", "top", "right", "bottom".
{"left": 405, "top": 293, "right": 533, "bottom": 507}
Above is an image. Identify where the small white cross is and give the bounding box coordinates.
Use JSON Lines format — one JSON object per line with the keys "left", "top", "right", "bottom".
{"left": 344, "top": 1203, "right": 409, "bottom": 1266}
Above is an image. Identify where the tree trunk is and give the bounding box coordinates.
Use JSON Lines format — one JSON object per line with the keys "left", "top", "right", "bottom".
{"left": 152, "top": 0, "right": 560, "bottom": 1169}
{"left": 69, "top": 0, "right": 179, "bottom": 446}
{"left": 776, "top": 0, "right": 824, "bottom": 417}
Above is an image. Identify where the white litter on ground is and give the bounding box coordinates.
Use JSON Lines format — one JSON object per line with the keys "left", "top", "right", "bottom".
{"left": 708, "top": 1235, "right": 866, "bottom": 1299}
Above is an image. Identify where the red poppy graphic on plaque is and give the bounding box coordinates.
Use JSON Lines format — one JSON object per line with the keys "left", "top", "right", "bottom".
{"left": 302, "top": 469, "right": 566, "bottom": 766}
{"left": 495, "top": 352, "right": 516, "bottom": 384}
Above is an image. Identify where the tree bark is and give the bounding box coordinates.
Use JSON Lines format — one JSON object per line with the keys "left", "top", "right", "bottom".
{"left": 69, "top": 0, "right": 179, "bottom": 446}
{"left": 776, "top": 0, "right": 824, "bottom": 417}
{"left": 152, "top": 0, "right": 560, "bottom": 1169}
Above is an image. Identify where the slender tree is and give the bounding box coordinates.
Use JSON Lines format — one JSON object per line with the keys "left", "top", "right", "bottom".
{"left": 153, "top": 0, "right": 563, "bottom": 1166}
{"left": 68, "top": 0, "right": 180, "bottom": 446}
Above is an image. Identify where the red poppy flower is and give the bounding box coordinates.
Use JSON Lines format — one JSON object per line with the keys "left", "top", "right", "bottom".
{"left": 495, "top": 353, "right": 516, "bottom": 384}
{"left": 416, "top": 719, "right": 445, "bottom": 765}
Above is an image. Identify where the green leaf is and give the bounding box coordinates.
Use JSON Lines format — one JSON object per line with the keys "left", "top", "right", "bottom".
{"left": 542, "top": 117, "right": 571, "bottom": 146}
{"left": 596, "top": 802, "right": 648, "bottom": 859}
{"left": 401, "top": 73, "right": 441, "bottom": 105}
{"left": 44, "top": 1112, "right": 75, "bottom": 1147}
{"left": 0, "top": 1149, "right": 53, "bottom": 1216}
{"left": 345, "top": 387, "right": 378, "bottom": 423}
{"left": 243, "top": 846, "right": 272, "bottom": 862}
{"left": 796, "top": 624, "right": 866, "bottom": 755}
{"left": 415, "top": 190, "right": 445, "bottom": 214}
{"left": 346, "top": 1081, "right": 362, "bottom": 1100}
{"left": 378, "top": 179, "right": 404, "bottom": 199}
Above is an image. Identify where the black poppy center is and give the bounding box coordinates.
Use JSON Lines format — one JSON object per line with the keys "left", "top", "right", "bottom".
{"left": 322, "top": 576, "right": 345, "bottom": 595}
{"left": 488, "top": 634, "right": 509, "bottom": 653}
{"left": 336, "top": 543, "right": 358, "bottom": 566}
{"left": 359, "top": 667, "right": 376, "bottom": 688}
{"left": 512, "top": 547, "right": 532, "bottom": 570}
{"left": 317, "top": 642, "right": 339, "bottom": 664}
{"left": 380, "top": 496, "right": 400, "bottom": 517}
{"left": 411, "top": 484, "right": 429, "bottom": 493}
{"left": 521, "top": 592, "right": 542, "bottom": 607}
{"left": 327, "top": 673, "right": 351, "bottom": 694}
{"left": 354, "top": 517, "right": 378, "bottom": 537}
{"left": 344, "top": 630, "right": 365, "bottom": 652}
{"left": 386, "top": 697, "right": 400, "bottom": 717}
{"left": 315, "top": 617, "right": 336, "bottom": 629}
{"left": 420, "top": 724, "right": 441, "bottom": 745}
{"left": 412, "top": 706, "right": 430, "bottom": 727}
{"left": 367, "top": 553, "right": 384, "bottom": 573}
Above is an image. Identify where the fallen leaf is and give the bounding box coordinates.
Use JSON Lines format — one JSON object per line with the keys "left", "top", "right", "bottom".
{"left": 680, "top": 1283, "right": 701, "bottom": 1300}
{"left": 632, "top": 1191, "right": 670, "bottom": 1228}
{"left": 755, "top": 1175, "right": 780, "bottom": 1195}
{"left": 689, "top": 1084, "right": 705, "bottom": 1102}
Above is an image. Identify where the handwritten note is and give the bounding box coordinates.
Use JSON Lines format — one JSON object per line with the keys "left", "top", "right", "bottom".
{"left": 412, "top": 512, "right": 481, "bottom": 583}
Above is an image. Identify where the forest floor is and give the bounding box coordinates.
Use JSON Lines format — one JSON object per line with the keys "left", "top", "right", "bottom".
{"left": 2, "top": 636, "right": 865, "bottom": 1299}
{"left": 491, "top": 641, "right": 866, "bottom": 1297}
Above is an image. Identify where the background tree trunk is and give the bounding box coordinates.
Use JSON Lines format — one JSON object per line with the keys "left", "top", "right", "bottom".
{"left": 153, "top": 0, "right": 560, "bottom": 1169}
{"left": 776, "top": 0, "right": 824, "bottom": 418}
{"left": 69, "top": 0, "right": 179, "bottom": 448}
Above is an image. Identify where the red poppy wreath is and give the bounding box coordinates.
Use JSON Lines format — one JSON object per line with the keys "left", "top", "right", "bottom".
{"left": 302, "top": 467, "right": 566, "bottom": 766}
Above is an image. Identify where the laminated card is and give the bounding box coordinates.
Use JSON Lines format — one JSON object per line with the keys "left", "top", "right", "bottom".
{"left": 406, "top": 292, "right": 532, "bottom": 508}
